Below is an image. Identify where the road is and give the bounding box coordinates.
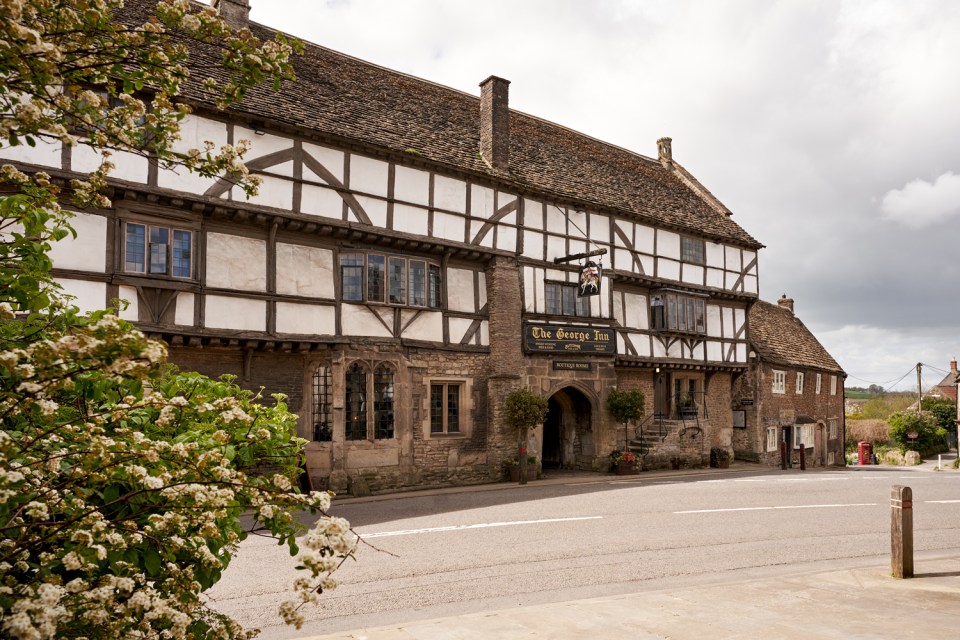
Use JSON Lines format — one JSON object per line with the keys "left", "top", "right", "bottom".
{"left": 207, "top": 465, "right": 960, "bottom": 639}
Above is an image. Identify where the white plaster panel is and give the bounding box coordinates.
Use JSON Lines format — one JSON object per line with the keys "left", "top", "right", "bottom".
{"left": 205, "top": 295, "right": 265, "bottom": 331}
{"left": 243, "top": 174, "right": 292, "bottom": 210}
{"left": 175, "top": 292, "right": 194, "bottom": 326}
{"left": 496, "top": 225, "right": 517, "bottom": 252}
{"left": 724, "top": 271, "right": 740, "bottom": 291}
{"left": 706, "top": 268, "right": 725, "bottom": 289}
{"left": 434, "top": 174, "right": 466, "bottom": 213}
{"left": 522, "top": 230, "right": 544, "bottom": 260}
{"left": 743, "top": 250, "right": 757, "bottom": 273}
{"left": 157, "top": 162, "right": 216, "bottom": 195}
{"left": 276, "top": 301, "right": 335, "bottom": 335}
{"left": 448, "top": 317, "right": 474, "bottom": 344}
{"left": 707, "top": 341, "right": 723, "bottom": 362}
{"left": 624, "top": 292, "right": 647, "bottom": 330}
{"left": 523, "top": 199, "right": 543, "bottom": 229}
{"left": 614, "top": 219, "right": 632, "bottom": 247}
{"left": 348, "top": 154, "right": 389, "bottom": 198}
{"left": 568, "top": 208, "right": 587, "bottom": 238}
{"left": 479, "top": 320, "right": 489, "bottom": 346}
{"left": 616, "top": 334, "right": 626, "bottom": 355}
{"left": 276, "top": 243, "right": 334, "bottom": 298}
{"left": 523, "top": 267, "right": 535, "bottom": 312}
{"left": 667, "top": 340, "right": 683, "bottom": 359}
{"left": 534, "top": 273, "right": 545, "bottom": 314}
{"left": 174, "top": 114, "right": 228, "bottom": 153}
{"left": 657, "top": 230, "right": 680, "bottom": 260}
{"left": 49, "top": 212, "right": 106, "bottom": 272}
{"left": 546, "top": 235, "right": 566, "bottom": 263}
{"left": 635, "top": 225, "right": 655, "bottom": 254}
{"left": 73, "top": 145, "right": 148, "bottom": 184}
{"left": 433, "top": 211, "right": 465, "bottom": 242}
{"left": 497, "top": 192, "right": 517, "bottom": 210}
{"left": 394, "top": 165, "right": 430, "bottom": 206}
{"left": 341, "top": 304, "right": 393, "bottom": 338}
{"left": 55, "top": 279, "right": 105, "bottom": 314}
{"left": 499, "top": 210, "right": 517, "bottom": 225}
{"left": 651, "top": 338, "right": 667, "bottom": 358}
{"left": 471, "top": 185, "right": 495, "bottom": 219}
{"left": 734, "top": 308, "right": 746, "bottom": 334}
{"left": 474, "top": 220, "right": 494, "bottom": 248}
{"left": 303, "top": 143, "right": 344, "bottom": 183}
{"left": 301, "top": 184, "right": 344, "bottom": 219}
{"left": 235, "top": 127, "right": 291, "bottom": 160}
{"left": 614, "top": 248, "right": 632, "bottom": 271}
{"left": 546, "top": 206, "right": 566, "bottom": 233}
{"left": 706, "top": 305, "right": 722, "bottom": 338}
{"left": 722, "top": 307, "right": 734, "bottom": 339}
{"left": 205, "top": 233, "right": 266, "bottom": 292}
{"left": 590, "top": 213, "right": 610, "bottom": 242}
{"left": 681, "top": 264, "right": 704, "bottom": 285}
{"left": 354, "top": 194, "right": 387, "bottom": 228}
{"left": 633, "top": 333, "right": 651, "bottom": 357}
{"left": 402, "top": 310, "right": 444, "bottom": 342}
{"left": 744, "top": 275, "right": 758, "bottom": 295}
{"left": 567, "top": 237, "right": 586, "bottom": 257}
{"left": 259, "top": 159, "right": 293, "bottom": 179}
{"left": 612, "top": 292, "right": 624, "bottom": 325}
{"left": 447, "top": 268, "right": 476, "bottom": 313}
{"left": 736, "top": 343, "right": 747, "bottom": 363}
{"left": 478, "top": 273, "right": 487, "bottom": 309}
{"left": 393, "top": 203, "right": 428, "bottom": 236}
{"left": 706, "top": 241, "right": 725, "bottom": 268}
{"left": 0, "top": 136, "right": 61, "bottom": 169}
{"left": 117, "top": 285, "right": 138, "bottom": 321}
{"left": 639, "top": 255, "right": 654, "bottom": 276}
{"left": 725, "top": 246, "right": 742, "bottom": 271}
{"left": 657, "top": 258, "right": 680, "bottom": 281}
{"left": 545, "top": 268, "right": 565, "bottom": 282}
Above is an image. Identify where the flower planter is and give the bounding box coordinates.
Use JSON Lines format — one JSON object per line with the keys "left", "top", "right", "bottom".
{"left": 616, "top": 461, "right": 639, "bottom": 475}
{"left": 509, "top": 466, "right": 537, "bottom": 482}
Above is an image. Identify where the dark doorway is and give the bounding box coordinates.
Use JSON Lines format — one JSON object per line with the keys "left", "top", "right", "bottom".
{"left": 654, "top": 372, "right": 670, "bottom": 418}
{"left": 542, "top": 387, "right": 592, "bottom": 470}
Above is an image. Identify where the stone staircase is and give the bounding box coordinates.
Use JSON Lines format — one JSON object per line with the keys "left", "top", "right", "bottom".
{"left": 629, "top": 416, "right": 707, "bottom": 470}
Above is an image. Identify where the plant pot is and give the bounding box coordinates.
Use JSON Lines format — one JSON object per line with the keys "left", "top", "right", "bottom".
{"left": 616, "top": 461, "right": 639, "bottom": 475}
{"left": 509, "top": 466, "right": 537, "bottom": 481}
{"left": 716, "top": 458, "right": 730, "bottom": 469}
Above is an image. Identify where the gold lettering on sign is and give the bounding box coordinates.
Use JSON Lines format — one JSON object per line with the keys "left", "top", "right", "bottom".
{"left": 531, "top": 326, "right": 553, "bottom": 339}
{"left": 593, "top": 329, "right": 609, "bottom": 341}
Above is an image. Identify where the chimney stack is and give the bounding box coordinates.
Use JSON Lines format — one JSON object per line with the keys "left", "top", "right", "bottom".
{"left": 213, "top": 0, "right": 250, "bottom": 29}
{"left": 479, "top": 76, "right": 510, "bottom": 170}
{"left": 951, "top": 358, "right": 957, "bottom": 373}
{"left": 778, "top": 294, "right": 794, "bottom": 314}
{"left": 657, "top": 137, "right": 673, "bottom": 167}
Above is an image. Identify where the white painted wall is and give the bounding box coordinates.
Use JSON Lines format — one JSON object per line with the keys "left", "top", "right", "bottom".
{"left": 117, "top": 285, "right": 138, "bottom": 321}
{"left": 348, "top": 154, "right": 389, "bottom": 198}
{"left": 434, "top": 175, "right": 466, "bottom": 213}
{"left": 205, "top": 296, "right": 265, "bottom": 331}
{"left": 301, "top": 183, "right": 344, "bottom": 219}
{"left": 55, "top": 278, "right": 105, "bottom": 314}
{"left": 205, "top": 233, "right": 266, "bottom": 292}
{"left": 447, "top": 268, "right": 477, "bottom": 313}
{"left": 393, "top": 203, "right": 428, "bottom": 236}
{"left": 401, "top": 310, "right": 443, "bottom": 342}
{"left": 0, "top": 136, "right": 60, "bottom": 169}
{"left": 303, "top": 143, "right": 344, "bottom": 183}
{"left": 471, "top": 186, "right": 495, "bottom": 219}
{"left": 394, "top": 165, "right": 430, "bottom": 206}
{"left": 49, "top": 212, "right": 107, "bottom": 272}
{"left": 276, "top": 301, "right": 335, "bottom": 335}
{"left": 341, "top": 304, "right": 393, "bottom": 338}
{"left": 276, "top": 243, "right": 334, "bottom": 298}
{"left": 175, "top": 292, "right": 194, "bottom": 326}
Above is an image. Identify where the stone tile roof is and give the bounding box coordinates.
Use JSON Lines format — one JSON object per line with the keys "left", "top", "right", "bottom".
{"left": 121, "top": 1, "right": 762, "bottom": 248}
{"left": 749, "top": 300, "right": 844, "bottom": 374}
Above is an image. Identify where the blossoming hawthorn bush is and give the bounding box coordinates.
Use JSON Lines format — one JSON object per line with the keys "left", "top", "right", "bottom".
{"left": 0, "top": 1, "right": 356, "bottom": 637}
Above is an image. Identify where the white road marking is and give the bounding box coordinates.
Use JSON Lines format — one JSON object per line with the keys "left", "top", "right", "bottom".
{"left": 926, "top": 500, "right": 960, "bottom": 504}
{"left": 675, "top": 503, "right": 876, "bottom": 514}
{"left": 359, "top": 516, "right": 603, "bottom": 539}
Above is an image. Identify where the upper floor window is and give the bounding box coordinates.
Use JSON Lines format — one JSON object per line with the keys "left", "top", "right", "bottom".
{"left": 796, "top": 372, "right": 805, "bottom": 394}
{"left": 681, "top": 237, "right": 705, "bottom": 265}
{"left": 124, "top": 222, "right": 193, "bottom": 278}
{"left": 341, "top": 251, "right": 440, "bottom": 309}
{"left": 815, "top": 373, "right": 822, "bottom": 394}
{"left": 772, "top": 370, "right": 786, "bottom": 394}
{"left": 545, "top": 282, "right": 589, "bottom": 317}
{"left": 830, "top": 375, "right": 837, "bottom": 396}
{"left": 651, "top": 293, "right": 705, "bottom": 334}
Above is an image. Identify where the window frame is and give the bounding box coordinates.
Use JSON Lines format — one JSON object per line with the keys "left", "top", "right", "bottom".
{"left": 339, "top": 251, "right": 441, "bottom": 309}
{"left": 815, "top": 373, "right": 822, "bottom": 394}
{"left": 796, "top": 372, "right": 805, "bottom": 394}
{"left": 650, "top": 291, "right": 706, "bottom": 334}
{"left": 830, "top": 375, "right": 837, "bottom": 396}
{"left": 680, "top": 236, "right": 706, "bottom": 265}
{"left": 122, "top": 220, "right": 195, "bottom": 280}
{"left": 312, "top": 365, "right": 333, "bottom": 442}
{"left": 343, "top": 361, "right": 396, "bottom": 442}
{"left": 772, "top": 370, "right": 786, "bottom": 395}
{"left": 429, "top": 381, "right": 463, "bottom": 435}
{"left": 766, "top": 427, "right": 778, "bottom": 452}
{"left": 545, "top": 281, "right": 590, "bottom": 318}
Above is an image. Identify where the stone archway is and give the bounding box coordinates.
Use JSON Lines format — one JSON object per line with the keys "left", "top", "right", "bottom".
{"left": 542, "top": 386, "right": 593, "bottom": 470}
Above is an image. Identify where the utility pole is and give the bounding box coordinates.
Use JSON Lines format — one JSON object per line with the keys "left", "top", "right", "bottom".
{"left": 916, "top": 362, "right": 922, "bottom": 413}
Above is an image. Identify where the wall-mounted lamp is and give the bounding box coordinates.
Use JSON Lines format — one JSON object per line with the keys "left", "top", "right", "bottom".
{"left": 655, "top": 366, "right": 660, "bottom": 374}
{"left": 253, "top": 129, "right": 266, "bottom": 136}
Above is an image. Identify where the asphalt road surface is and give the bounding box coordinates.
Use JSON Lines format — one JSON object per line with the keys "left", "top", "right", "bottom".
{"left": 207, "top": 466, "right": 960, "bottom": 639}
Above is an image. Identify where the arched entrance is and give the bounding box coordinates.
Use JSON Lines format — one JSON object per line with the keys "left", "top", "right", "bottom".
{"left": 542, "top": 387, "right": 592, "bottom": 470}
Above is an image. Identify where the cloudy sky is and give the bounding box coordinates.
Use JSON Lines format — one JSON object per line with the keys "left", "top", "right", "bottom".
{"left": 244, "top": 0, "right": 960, "bottom": 391}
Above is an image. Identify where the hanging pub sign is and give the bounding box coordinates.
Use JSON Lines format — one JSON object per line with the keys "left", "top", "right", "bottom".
{"left": 578, "top": 261, "right": 601, "bottom": 297}
{"left": 524, "top": 323, "right": 616, "bottom": 355}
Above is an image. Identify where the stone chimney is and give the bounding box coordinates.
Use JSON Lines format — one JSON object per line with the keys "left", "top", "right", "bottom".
{"left": 657, "top": 137, "right": 673, "bottom": 167}
{"left": 951, "top": 358, "right": 957, "bottom": 373}
{"left": 777, "top": 294, "right": 794, "bottom": 314}
{"left": 213, "top": 0, "right": 250, "bottom": 29}
{"left": 479, "top": 76, "right": 510, "bottom": 170}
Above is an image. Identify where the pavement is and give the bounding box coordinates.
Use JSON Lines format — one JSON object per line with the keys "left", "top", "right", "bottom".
{"left": 302, "top": 453, "right": 960, "bottom": 639}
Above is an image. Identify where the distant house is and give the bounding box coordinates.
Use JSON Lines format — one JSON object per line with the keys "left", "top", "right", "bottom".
{"left": 927, "top": 359, "right": 959, "bottom": 402}
{"left": 732, "top": 296, "right": 846, "bottom": 467}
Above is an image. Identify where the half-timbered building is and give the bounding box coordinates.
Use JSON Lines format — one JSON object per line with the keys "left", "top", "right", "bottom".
{"left": 5, "top": 0, "right": 768, "bottom": 493}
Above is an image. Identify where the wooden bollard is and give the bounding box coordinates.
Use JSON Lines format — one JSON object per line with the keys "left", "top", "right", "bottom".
{"left": 891, "top": 485, "right": 913, "bottom": 578}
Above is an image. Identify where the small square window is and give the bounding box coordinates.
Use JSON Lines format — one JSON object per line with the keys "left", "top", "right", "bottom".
{"left": 123, "top": 222, "right": 193, "bottom": 278}
{"left": 681, "top": 237, "right": 705, "bottom": 265}
{"left": 772, "top": 370, "right": 786, "bottom": 394}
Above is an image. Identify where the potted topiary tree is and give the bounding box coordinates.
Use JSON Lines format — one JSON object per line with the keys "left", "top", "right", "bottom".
{"left": 503, "top": 387, "right": 549, "bottom": 485}
{"left": 607, "top": 387, "right": 645, "bottom": 471}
